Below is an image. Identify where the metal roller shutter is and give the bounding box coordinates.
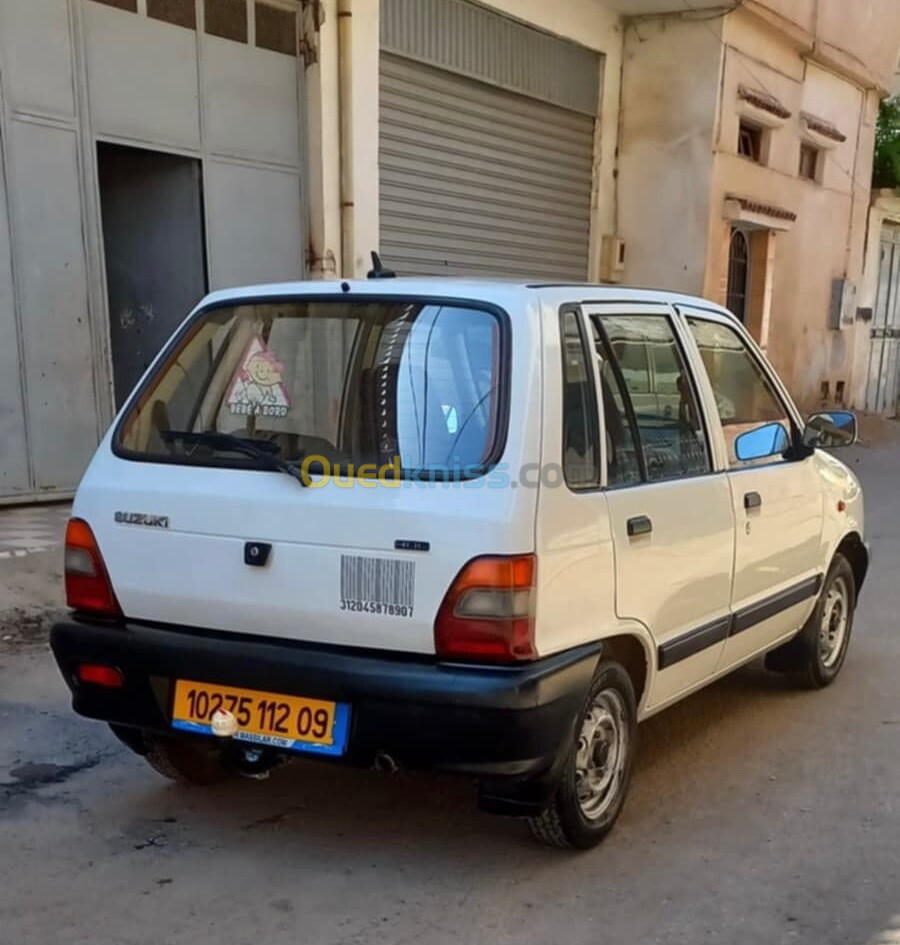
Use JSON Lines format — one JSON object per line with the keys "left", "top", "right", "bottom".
{"left": 379, "top": 54, "right": 595, "bottom": 281}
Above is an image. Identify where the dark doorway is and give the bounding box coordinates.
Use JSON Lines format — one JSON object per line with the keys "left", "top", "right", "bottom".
{"left": 726, "top": 228, "right": 750, "bottom": 323}
{"left": 98, "top": 143, "right": 207, "bottom": 407}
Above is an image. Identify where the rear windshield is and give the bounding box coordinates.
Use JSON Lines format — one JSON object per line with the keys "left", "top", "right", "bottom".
{"left": 115, "top": 298, "right": 507, "bottom": 477}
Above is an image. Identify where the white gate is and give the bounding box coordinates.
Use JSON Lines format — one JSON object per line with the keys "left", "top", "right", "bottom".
{"left": 865, "top": 223, "right": 900, "bottom": 415}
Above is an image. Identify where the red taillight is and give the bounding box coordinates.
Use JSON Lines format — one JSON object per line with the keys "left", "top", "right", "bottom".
{"left": 434, "top": 554, "right": 537, "bottom": 663}
{"left": 76, "top": 663, "right": 124, "bottom": 688}
{"left": 64, "top": 518, "right": 122, "bottom": 617}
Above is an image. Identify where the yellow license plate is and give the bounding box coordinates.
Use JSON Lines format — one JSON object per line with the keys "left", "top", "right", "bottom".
{"left": 171, "top": 680, "right": 350, "bottom": 756}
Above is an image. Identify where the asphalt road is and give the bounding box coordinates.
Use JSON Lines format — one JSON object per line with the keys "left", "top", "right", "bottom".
{"left": 1, "top": 443, "right": 898, "bottom": 945}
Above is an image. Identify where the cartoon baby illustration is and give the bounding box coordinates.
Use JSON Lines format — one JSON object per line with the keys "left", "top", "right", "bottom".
{"left": 225, "top": 337, "right": 291, "bottom": 418}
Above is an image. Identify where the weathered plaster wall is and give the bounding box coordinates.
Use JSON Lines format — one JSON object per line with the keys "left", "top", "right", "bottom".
{"left": 617, "top": 15, "right": 724, "bottom": 294}
{"left": 705, "top": 7, "right": 880, "bottom": 410}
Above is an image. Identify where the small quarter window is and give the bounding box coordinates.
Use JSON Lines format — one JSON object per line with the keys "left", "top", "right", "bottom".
{"left": 560, "top": 310, "right": 601, "bottom": 490}
{"left": 738, "top": 120, "right": 765, "bottom": 163}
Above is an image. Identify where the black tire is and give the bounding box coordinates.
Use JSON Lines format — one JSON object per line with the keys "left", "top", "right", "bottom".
{"left": 765, "top": 553, "right": 856, "bottom": 689}
{"left": 143, "top": 734, "right": 231, "bottom": 785}
{"left": 527, "top": 660, "right": 637, "bottom": 850}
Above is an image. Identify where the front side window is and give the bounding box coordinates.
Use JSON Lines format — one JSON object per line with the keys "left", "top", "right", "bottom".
{"left": 559, "top": 310, "right": 600, "bottom": 490}
{"left": 687, "top": 317, "right": 792, "bottom": 468}
{"left": 595, "top": 315, "right": 711, "bottom": 483}
{"left": 116, "top": 299, "right": 505, "bottom": 477}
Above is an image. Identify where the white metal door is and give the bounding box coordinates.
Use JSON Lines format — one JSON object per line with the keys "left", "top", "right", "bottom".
{"left": 865, "top": 223, "right": 900, "bottom": 415}
{"left": 680, "top": 310, "right": 825, "bottom": 673}
{"left": 587, "top": 305, "right": 736, "bottom": 711}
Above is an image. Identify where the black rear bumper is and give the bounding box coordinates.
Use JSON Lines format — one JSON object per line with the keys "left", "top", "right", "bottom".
{"left": 50, "top": 619, "right": 601, "bottom": 814}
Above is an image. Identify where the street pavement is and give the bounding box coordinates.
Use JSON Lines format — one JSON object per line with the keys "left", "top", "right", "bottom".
{"left": 0, "top": 442, "right": 898, "bottom": 945}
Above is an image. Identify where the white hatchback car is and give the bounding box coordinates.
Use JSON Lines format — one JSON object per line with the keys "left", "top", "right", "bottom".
{"left": 51, "top": 279, "right": 867, "bottom": 848}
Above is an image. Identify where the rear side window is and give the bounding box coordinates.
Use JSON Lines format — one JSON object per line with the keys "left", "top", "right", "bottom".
{"left": 116, "top": 299, "right": 507, "bottom": 478}
{"left": 559, "top": 309, "right": 600, "bottom": 490}
{"left": 593, "top": 314, "right": 711, "bottom": 483}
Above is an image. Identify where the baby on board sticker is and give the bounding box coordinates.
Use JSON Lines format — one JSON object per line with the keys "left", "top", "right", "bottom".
{"left": 225, "top": 336, "right": 291, "bottom": 419}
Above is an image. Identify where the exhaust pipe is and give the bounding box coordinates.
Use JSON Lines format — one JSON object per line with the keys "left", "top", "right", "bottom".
{"left": 236, "top": 747, "right": 284, "bottom": 780}
{"left": 373, "top": 751, "right": 399, "bottom": 774}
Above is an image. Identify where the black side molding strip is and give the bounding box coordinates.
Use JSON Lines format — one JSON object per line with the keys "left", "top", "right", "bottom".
{"left": 658, "top": 616, "right": 731, "bottom": 670}
{"left": 657, "top": 574, "right": 824, "bottom": 669}
{"left": 731, "top": 574, "right": 823, "bottom": 637}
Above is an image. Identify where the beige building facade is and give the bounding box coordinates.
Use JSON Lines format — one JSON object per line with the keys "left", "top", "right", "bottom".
{"left": 618, "top": 0, "right": 900, "bottom": 412}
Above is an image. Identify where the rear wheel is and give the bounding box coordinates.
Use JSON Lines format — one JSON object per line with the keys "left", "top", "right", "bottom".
{"left": 765, "top": 553, "right": 856, "bottom": 689}
{"left": 528, "top": 661, "right": 636, "bottom": 849}
{"left": 143, "top": 734, "right": 231, "bottom": 785}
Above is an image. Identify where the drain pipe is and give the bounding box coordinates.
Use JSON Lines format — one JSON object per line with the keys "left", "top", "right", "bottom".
{"left": 337, "top": 0, "right": 354, "bottom": 278}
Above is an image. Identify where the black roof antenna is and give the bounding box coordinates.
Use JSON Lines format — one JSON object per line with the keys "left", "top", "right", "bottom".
{"left": 367, "top": 251, "right": 396, "bottom": 279}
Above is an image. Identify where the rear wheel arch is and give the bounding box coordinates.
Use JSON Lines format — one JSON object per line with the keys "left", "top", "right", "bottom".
{"left": 600, "top": 633, "right": 650, "bottom": 710}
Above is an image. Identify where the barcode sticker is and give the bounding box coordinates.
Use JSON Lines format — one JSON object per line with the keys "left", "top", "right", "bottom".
{"left": 340, "top": 555, "right": 415, "bottom": 618}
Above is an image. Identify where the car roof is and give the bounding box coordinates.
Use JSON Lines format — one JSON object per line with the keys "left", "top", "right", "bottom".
{"left": 198, "top": 277, "right": 734, "bottom": 320}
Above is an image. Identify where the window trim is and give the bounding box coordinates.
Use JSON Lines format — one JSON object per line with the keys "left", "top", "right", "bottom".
{"left": 111, "top": 293, "right": 513, "bottom": 482}
{"left": 558, "top": 304, "right": 602, "bottom": 493}
{"left": 589, "top": 308, "right": 715, "bottom": 490}
{"left": 676, "top": 307, "right": 807, "bottom": 472}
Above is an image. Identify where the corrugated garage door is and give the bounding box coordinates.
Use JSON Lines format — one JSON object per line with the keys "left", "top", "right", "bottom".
{"left": 379, "top": 0, "right": 600, "bottom": 282}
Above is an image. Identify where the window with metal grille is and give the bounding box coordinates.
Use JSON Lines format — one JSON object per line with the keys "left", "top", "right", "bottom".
{"left": 727, "top": 229, "right": 750, "bottom": 324}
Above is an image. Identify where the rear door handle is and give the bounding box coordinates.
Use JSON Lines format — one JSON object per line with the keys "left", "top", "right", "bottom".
{"left": 744, "top": 491, "right": 762, "bottom": 511}
{"left": 627, "top": 515, "right": 653, "bottom": 537}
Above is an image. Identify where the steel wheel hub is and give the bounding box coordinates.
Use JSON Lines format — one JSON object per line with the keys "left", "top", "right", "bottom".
{"left": 574, "top": 688, "right": 628, "bottom": 821}
{"left": 818, "top": 576, "right": 849, "bottom": 669}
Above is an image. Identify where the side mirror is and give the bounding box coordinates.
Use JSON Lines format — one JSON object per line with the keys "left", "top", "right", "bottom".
{"left": 734, "top": 422, "right": 791, "bottom": 463}
{"left": 804, "top": 411, "right": 857, "bottom": 449}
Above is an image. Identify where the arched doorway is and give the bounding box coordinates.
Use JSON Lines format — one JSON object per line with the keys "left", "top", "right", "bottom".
{"left": 726, "top": 229, "right": 750, "bottom": 323}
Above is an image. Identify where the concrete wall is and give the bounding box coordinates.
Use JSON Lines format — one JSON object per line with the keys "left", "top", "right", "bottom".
{"left": 311, "top": 0, "right": 624, "bottom": 278}
{"left": 814, "top": 0, "right": 900, "bottom": 96}
{"left": 747, "top": 0, "right": 900, "bottom": 95}
{"left": 0, "top": 0, "right": 103, "bottom": 499}
{"left": 617, "top": 15, "right": 724, "bottom": 294}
